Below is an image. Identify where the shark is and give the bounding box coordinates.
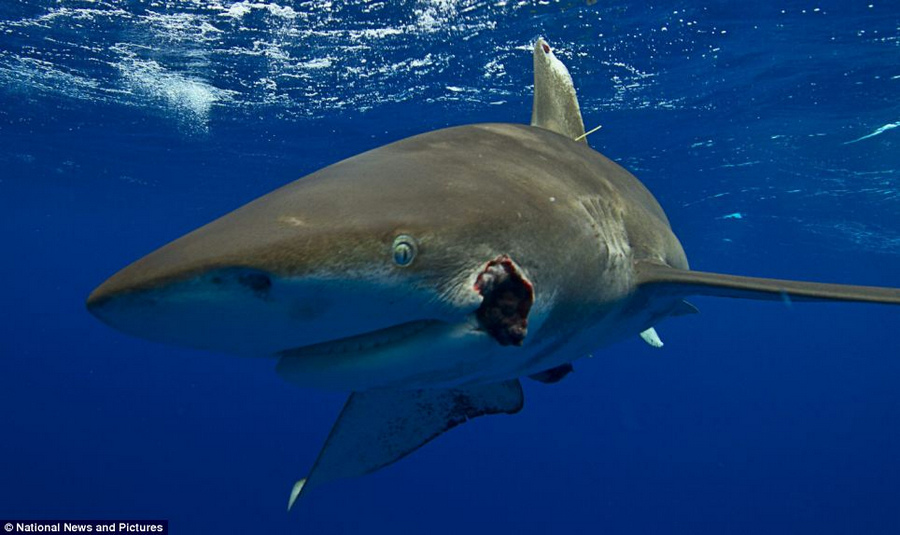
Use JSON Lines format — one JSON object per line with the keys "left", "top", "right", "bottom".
{"left": 86, "top": 38, "right": 900, "bottom": 509}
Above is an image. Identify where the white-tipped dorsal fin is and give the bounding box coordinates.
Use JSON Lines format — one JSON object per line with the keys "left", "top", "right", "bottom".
{"left": 531, "top": 37, "right": 588, "bottom": 144}
{"left": 640, "top": 327, "right": 664, "bottom": 348}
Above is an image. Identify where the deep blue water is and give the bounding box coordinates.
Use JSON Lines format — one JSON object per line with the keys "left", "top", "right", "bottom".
{"left": 2, "top": 1, "right": 900, "bottom": 533}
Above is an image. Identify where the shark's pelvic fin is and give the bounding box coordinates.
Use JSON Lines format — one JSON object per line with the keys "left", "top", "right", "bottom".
{"left": 531, "top": 37, "right": 588, "bottom": 144}
{"left": 635, "top": 262, "right": 900, "bottom": 305}
{"left": 672, "top": 300, "right": 700, "bottom": 316}
{"left": 640, "top": 327, "right": 664, "bottom": 348}
{"left": 289, "top": 380, "right": 524, "bottom": 507}
{"left": 528, "top": 363, "right": 574, "bottom": 384}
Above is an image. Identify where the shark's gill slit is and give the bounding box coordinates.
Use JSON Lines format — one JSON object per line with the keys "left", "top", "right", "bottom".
{"left": 474, "top": 255, "right": 534, "bottom": 346}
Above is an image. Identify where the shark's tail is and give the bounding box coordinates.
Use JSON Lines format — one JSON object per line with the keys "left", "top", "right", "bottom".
{"left": 635, "top": 261, "right": 900, "bottom": 305}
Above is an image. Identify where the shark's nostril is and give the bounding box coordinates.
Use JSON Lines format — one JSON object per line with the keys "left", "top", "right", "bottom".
{"left": 238, "top": 272, "right": 272, "bottom": 294}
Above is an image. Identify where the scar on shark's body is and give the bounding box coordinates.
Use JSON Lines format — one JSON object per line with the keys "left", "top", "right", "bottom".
{"left": 86, "top": 37, "right": 900, "bottom": 509}
{"left": 475, "top": 255, "right": 534, "bottom": 347}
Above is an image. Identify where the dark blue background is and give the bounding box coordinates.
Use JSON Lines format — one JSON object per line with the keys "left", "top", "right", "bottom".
{"left": 2, "top": 1, "right": 899, "bottom": 533}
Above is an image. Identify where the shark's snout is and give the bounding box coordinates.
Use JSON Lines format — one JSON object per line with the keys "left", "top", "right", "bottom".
{"left": 87, "top": 266, "right": 273, "bottom": 311}
{"left": 86, "top": 265, "right": 294, "bottom": 354}
{"left": 84, "top": 235, "right": 477, "bottom": 362}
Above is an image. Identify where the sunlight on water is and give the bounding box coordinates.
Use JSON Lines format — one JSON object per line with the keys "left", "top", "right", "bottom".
{"left": 0, "top": 0, "right": 897, "bottom": 253}
{"left": 0, "top": 0, "right": 700, "bottom": 124}
{"left": 113, "top": 46, "right": 234, "bottom": 132}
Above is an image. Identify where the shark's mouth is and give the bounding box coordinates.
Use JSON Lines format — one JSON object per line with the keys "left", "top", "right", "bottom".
{"left": 278, "top": 320, "right": 442, "bottom": 358}
{"left": 474, "top": 255, "right": 534, "bottom": 346}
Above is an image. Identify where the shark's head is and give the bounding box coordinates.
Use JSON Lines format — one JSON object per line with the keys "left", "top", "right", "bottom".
{"left": 87, "top": 125, "right": 559, "bottom": 390}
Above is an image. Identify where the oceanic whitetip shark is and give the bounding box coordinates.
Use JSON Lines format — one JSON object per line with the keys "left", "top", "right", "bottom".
{"left": 87, "top": 38, "right": 900, "bottom": 509}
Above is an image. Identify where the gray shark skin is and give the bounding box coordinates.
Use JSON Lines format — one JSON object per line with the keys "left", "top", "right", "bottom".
{"left": 87, "top": 122, "right": 691, "bottom": 388}
{"left": 86, "top": 38, "right": 900, "bottom": 506}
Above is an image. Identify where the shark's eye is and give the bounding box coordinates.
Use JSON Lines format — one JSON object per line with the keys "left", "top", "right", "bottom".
{"left": 392, "top": 235, "right": 417, "bottom": 267}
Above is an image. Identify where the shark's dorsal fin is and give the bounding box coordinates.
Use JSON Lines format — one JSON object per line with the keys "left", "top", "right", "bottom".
{"left": 635, "top": 262, "right": 900, "bottom": 305}
{"left": 287, "top": 380, "right": 524, "bottom": 509}
{"left": 531, "top": 38, "right": 588, "bottom": 144}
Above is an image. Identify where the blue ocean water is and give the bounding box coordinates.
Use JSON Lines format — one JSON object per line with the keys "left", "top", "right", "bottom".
{"left": 2, "top": 1, "right": 899, "bottom": 533}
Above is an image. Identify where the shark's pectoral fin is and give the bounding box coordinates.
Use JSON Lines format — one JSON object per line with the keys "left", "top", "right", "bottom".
{"left": 635, "top": 262, "right": 900, "bottom": 305}
{"left": 288, "top": 380, "right": 524, "bottom": 509}
{"left": 531, "top": 38, "right": 588, "bottom": 144}
{"left": 529, "top": 363, "right": 574, "bottom": 384}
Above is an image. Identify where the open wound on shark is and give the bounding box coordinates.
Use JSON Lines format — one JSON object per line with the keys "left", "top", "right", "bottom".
{"left": 86, "top": 38, "right": 900, "bottom": 509}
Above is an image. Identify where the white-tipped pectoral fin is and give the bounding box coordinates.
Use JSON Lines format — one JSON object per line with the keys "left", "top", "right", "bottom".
{"left": 287, "top": 380, "right": 524, "bottom": 509}
{"left": 640, "top": 327, "right": 664, "bottom": 348}
{"left": 287, "top": 478, "right": 306, "bottom": 511}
